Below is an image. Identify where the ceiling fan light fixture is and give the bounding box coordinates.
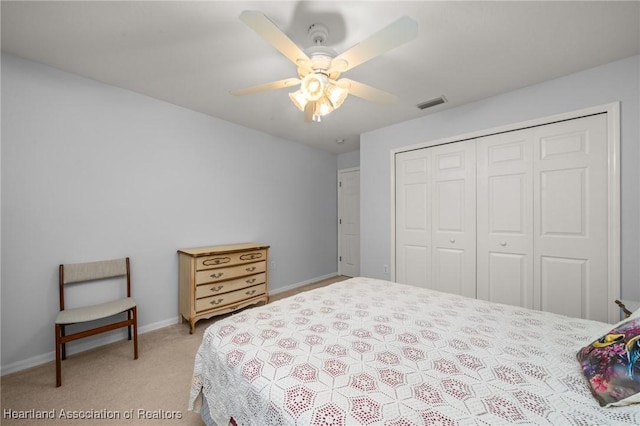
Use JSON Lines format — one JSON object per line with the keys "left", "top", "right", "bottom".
{"left": 315, "top": 96, "right": 334, "bottom": 117}
{"left": 325, "top": 83, "right": 349, "bottom": 109}
{"left": 301, "top": 73, "right": 326, "bottom": 101}
{"left": 290, "top": 75, "right": 348, "bottom": 119}
{"left": 289, "top": 90, "right": 307, "bottom": 111}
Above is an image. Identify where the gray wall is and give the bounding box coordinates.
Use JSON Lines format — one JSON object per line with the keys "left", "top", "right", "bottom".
{"left": 337, "top": 150, "right": 360, "bottom": 170}
{"left": 1, "top": 54, "right": 338, "bottom": 373}
{"left": 360, "top": 55, "right": 640, "bottom": 302}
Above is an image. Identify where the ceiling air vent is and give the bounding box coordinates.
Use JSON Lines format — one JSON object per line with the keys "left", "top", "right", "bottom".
{"left": 417, "top": 96, "right": 447, "bottom": 110}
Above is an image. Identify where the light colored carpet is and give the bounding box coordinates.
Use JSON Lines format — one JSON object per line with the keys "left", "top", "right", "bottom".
{"left": 1, "top": 276, "right": 347, "bottom": 425}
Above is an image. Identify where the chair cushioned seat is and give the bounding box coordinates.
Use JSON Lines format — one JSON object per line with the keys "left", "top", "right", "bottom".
{"left": 56, "top": 297, "right": 136, "bottom": 324}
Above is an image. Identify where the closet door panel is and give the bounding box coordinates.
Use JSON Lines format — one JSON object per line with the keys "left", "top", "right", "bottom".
{"left": 540, "top": 256, "right": 586, "bottom": 319}
{"left": 433, "top": 248, "right": 465, "bottom": 294}
{"left": 402, "top": 246, "right": 429, "bottom": 287}
{"left": 431, "top": 141, "right": 476, "bottom": 298}
{"left": 477, "top": 130, "right": 533, "bottom": 308}
{"left": 533, "top": 114, "right": 609, "bottom": 321}
{"left": 395, "top": 150, "right": 432, "bottom": 289}
{"left": 540, "top": 168, "right": 585, "bottom": 235}
{"left": 486, "top": 252, "right": 527, "bottom": 306}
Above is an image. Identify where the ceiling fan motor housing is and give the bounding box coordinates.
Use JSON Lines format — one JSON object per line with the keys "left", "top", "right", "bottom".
{"left": 308, "top": 23, "right": 329, "bottom": 45}
{"left": 297, "top": 45, "right": 337, "bottom": 79}
{"left": 302, "top": 23, "right": 339, "bottom": 76}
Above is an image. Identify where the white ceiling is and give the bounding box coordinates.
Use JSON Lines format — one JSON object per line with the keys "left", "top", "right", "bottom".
{"left": 2, "top": 1, "right": 639, "bottom": 154}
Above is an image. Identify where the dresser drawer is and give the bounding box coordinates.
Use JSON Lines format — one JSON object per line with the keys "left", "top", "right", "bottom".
{"left": 195, "top": 261, "right": 266, "bottom": 285}
{"left": 196, "top": 249, "right": 267, "bottom": 271}
{"left": 196, "top": 273, "right": 266, "bottom": 298}
{"left": 196, "top": 283, "right": 267, "bottom": 313}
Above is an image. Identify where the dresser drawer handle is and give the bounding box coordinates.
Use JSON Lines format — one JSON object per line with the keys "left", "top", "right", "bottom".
{"left": 203, "top": 257, "right": 230, "bottom": 266}
{"left": 245, "top": 266, "right": 257, "bottom": 272}
{"left": 246, "top": 278, "right": 256, "bottom": 284}
{"left": 246, "top": 290, "right": 257, "bottom": 296}
{"left": 210, "top": 285, "right": 224, "bottom": 292}
{"left": 210, "top": 272, "right": 224, "bottom": 279}
{"left": 240, "top": 252, "right": 263, "bottom": 261}
{"left": 210, "top": 298, "right": 224, "bottom": 306}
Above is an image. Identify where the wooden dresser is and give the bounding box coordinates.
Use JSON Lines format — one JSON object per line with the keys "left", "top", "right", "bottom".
{"left": 178, "top": 242, "right": 270, "bottom": 333}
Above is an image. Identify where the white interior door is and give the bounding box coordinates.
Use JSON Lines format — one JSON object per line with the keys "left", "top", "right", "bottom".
{"left": 430, "top": 141, "right": 477, "bottom": 298}
{"left": 533, "top": 114, "right": 609, "bottom": 321}
{"left": 395, "top": 150, "right": 431, "bottom": 288}
{"left": 338, "top": 168, "right": 360, "bottom": 277}
{"left": 477, "top": 129, "right": 534, "bottom": 308}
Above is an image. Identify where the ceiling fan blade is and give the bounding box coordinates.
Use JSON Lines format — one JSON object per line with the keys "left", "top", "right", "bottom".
{"left": 331, "top": 16, "right": 418, "bottom": 73}
{"left": 230, "top": 78, "right": 300, "bottom": 96}
{"left": 240, "top": 10, "right": 310, "bottom": 67}
{"left": 338, "top": 78, "right": 397, "bottom": 105}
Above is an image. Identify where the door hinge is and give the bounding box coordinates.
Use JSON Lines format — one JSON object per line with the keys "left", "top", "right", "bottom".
{"left": 339, "top": 256, "right": 342, "bottom": 262}
{"left": 339, "top": 181, "right": 342, "bottom": 187}
{"left": 339, "top": 218, "right": 342, "bottom": 224}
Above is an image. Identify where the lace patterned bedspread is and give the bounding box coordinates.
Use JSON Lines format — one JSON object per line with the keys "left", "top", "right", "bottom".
{"left": 188, "top": 277, "right": 639, "bottom": 425}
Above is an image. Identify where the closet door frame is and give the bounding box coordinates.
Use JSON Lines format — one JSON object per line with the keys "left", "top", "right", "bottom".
{"left": 390, "top": 102, "right": 621, "bottom": 323}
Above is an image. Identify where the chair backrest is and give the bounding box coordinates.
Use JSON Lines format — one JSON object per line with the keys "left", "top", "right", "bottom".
{"left": 59, "top": 257, "right": 130, "bottom": 311}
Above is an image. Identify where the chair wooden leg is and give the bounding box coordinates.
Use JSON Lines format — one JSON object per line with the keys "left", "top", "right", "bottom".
{"left": 132, "top": 307, "right": 138, "bottom": 360}
{"left": 60, "top": 324, "right": 66, "bottom": 360}
{"left": 55, "top": 324, "right": 62, "bottom": 387}
{"left": 127, "top": 310, "right": 132, "bottom": 341}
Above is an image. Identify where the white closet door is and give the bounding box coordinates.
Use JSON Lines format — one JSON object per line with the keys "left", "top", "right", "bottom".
{"left": 533, "top": 114, "right": 609, "bottom": 321}
{"left": 477, "top": 129, "right": 534, "bottom": 308}
{"left": 394, "top": 111, "right": 615, "bottom": 321}
{"left": 430, "top": 141, "right": 476, "bottom": 298}
{"left": 395, "top": 149, "right": 432, "bottom": 288}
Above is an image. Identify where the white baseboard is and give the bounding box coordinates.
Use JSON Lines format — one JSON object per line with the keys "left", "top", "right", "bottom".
{"left": 269, "top": 272, "right": 338, "bottom": 295}
{"left": 0, "top": 317, "right": 180, "bottom": 376}
{"left": 1, "top": 273, "right": 339, "bottom": 376}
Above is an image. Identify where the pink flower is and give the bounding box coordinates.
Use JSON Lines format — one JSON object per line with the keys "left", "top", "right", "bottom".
{"left": 590, "top": 374, "right": 609, "bottom": 392}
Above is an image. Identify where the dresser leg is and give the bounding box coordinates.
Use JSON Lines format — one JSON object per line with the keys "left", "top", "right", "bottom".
{"left": 190, "top": 320, "right": 195, "bottom": 334}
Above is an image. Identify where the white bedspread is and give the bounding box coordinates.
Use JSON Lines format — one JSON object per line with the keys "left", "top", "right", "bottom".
{"left": 189, "top": 277, "right": 639, "bottom": 425}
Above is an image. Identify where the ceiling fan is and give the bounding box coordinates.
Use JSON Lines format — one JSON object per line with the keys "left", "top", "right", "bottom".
{"left": 231, "top": 10, "right": 418, "bottom": 122}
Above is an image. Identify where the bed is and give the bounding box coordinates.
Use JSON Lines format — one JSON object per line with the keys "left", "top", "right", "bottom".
{"left": 188, "top": 277, "right": 640, "bottom": 425}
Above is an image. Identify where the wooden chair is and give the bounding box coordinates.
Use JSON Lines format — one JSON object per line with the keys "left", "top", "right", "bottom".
{"left": 55, "top": 257, "right": 138, "bottom": 387}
